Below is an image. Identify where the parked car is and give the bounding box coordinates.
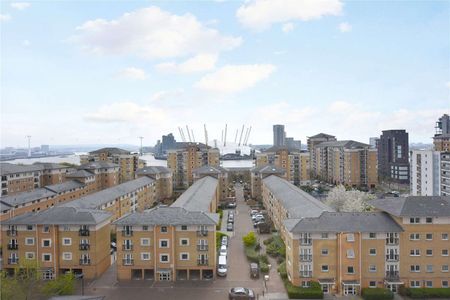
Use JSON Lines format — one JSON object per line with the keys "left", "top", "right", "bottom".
{"left": 220, "top": 245, "right": 227, "bottom": 257}
{"left": 221, "top": 236, "right": 228, "bottom": 246}
{"left": 229, "top": 287, "right": 255, "bottom": 300}
{"left": 217, "top": 255, "right": 228, "bottom": 277}
{"left": 253, "top": 220, "right": 265, "bottom": 228}
{"left": 250, "top": 210, "right": 259, "bottom": 216}
{"left": 227, "top": 202, "right": 237, "bottom": 209}
{"left": 250, "top": 263, "right": 259, "bottom": 278}
{"left": 252, "top": 214, "right": 264, "bottom": 221}
{"left": 227, "top": 222, "right": 234, "bottom": 231}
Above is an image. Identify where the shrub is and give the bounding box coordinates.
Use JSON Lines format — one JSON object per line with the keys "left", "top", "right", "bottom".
{"left": 284, "top": 280, "right": 323, "bottom": 299}
{"left": 259, "top": 254, "right": 269, "bottom": 264}
{"left": 361, "top": 288, "right": 394, "bottom": 300}
{"left": 260, "top": 262, "right": 269, "bottom": 273}
{"left": 263, "top": 237, "right": 274, "bottom": 245}
{"left": 277, "top": 261, "right": 287, "bottom": 280}
{"left": 276, "top": 256, "right": 285, "bottom": 264}
{"left": 242, "top": 232, "right": 257, "bottom": 247}
{"left": 266, "top": 243, "right": 279, "bottom": 257}
{"left": 398, "top": 285, "right": 407, "bottom": 296}
{"left": 244, "top": 246, "right": 259, "bottom": 263}
{"left": 255, "top": 243, "right": 261, "bottom": 251}
{"left": 407, "top": 288, "right": 450, "bottom": 298}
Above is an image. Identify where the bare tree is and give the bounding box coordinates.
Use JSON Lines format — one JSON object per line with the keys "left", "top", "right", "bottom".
{"left": 325, "top": 185, "right": 374, "bottom": 212}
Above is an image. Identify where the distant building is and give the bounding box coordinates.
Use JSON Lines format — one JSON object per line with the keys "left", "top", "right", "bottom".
{"left": 41, "top": 145, "right": 50, "bottom": 153}
{"left": 433, "top": 114, "right": 450, "bottom": 151}
{"left": 369, "top": 137, "right": 379, "bottom": 149}
{"left": 410, "top": 150, "right": 441, "bottom": 196}
{"left": 441, "top": 152, "right": 450, "bottom": 196}
{"left": 435, "top": 114, "right": 450, "bottom": 135}
{"left": 273, "top": 125, "right": 286, "bottom": 147}
{"left": 136, "top": 166, "right": 173, "bottom": 202}
{"left": 307, "top": 133, "right": 337, "bottom": 178}
{"left": 378, "top": 130, "right": 410, "bottom": 184}
{"left": 285, "top": 137, "right": 301, "bottom": 150}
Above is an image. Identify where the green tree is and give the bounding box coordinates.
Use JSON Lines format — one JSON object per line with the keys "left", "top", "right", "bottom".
{"left": 42, "top": 272, "right": 75, "bottom": 296}
{"left": 1, "top": 259, "right": 43, "bottom": 300}
{"left": 242, "top": 231, "right": 257, "bottom": 247}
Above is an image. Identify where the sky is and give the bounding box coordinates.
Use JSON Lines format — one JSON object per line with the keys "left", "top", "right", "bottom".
{"left": 1, "top": 0, "right": 449, "bottom": 148}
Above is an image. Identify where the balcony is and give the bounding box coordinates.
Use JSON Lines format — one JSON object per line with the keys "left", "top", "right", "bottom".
{"left": 79, "top": 229, "right": 90, "bottom": 236}
{"left": 7, "top": 244, "right": 18, "bottom": 250}
{"left": 79, "top": 258, "right": 91, "bottom": 265}
{"left": 122, "top": 245, "right": 133, "bottom": 251}
{"left": 300, "top": 239, "right": 312, "bottom": 246}
{"left": 299, "top": 271, "right": 313, "bottom": 278}
{"left": 197, "top": 259, "right": 209, "bottom": 266}
{"left": 299, "top": 255, "right": 312, "bottom": 262}
{"left": 385, "top": 271, "right": 400, "bottom": 281}
{"left": 123, "top": 259, "right": 134, "bottom": 266}
{"left": 386, "top": 254, "right": 399, "bottom": 262}
{"left": 386, "top": 238, "right": 399, "bottom": 245}
{"left": 79, "top": 244, "right": 90, "bottom": 251}
{"left": 6, "top": 229, "right": 17, "bottom": 236}
{"left": 197, "top": 245, "right": 209, "bottom": 251}
{"left": 8, "top": 258, "right": 19, "bottom": 264}
{"left": 121, "top": 230, "right": 133, "bottom": 237}
{"left": 196, "top": 230, "right": 208, "bottom": 237}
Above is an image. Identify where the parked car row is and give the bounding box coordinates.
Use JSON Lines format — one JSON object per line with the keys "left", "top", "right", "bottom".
{"left": 227, "top": 211, "right": 234, "bottom": 231}
{"left": 218, "top": 236, "right": 229, "bottom": 277}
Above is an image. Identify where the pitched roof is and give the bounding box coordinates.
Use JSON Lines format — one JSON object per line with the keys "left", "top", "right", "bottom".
{"left": 171, "top": 176, "right": 218, "bottom": 212}
{"left": 32, "top": 162, "right": 73, "bottom": 170}
{"left": 113, "top": 206, "right": 217, "bottom": 226}
{"left": 45, "top": 180, "right": 85, "bottom": 193}
{"left": 136, "top": 166, "right": 171, "bottom": 176}
{"left": 78, "top": 161, "right": 119, "bottom": 170}
{"left": 262, "top": 146, "right": 301, "bottom": 153}
{"left": 3, "top": 206, "right": 112, "bottom": 225}
{"left": 251, "top": 164, "right": 286, "bottom": 175}
{"left": 0, "top": 188, "right": 56, "bottom": 208}
{"left": 0, "top": 163, "right": 43, "bottom": 175}
{"left": 288, "top": 212, "right": 403, "bottom": 233}
{"left": 61, "top": 177, "right": 154, "bottom": 210}
{"left": 315, "top": 140, "right": 369, "bottom": 149}
{"left": 370, "top": 196, "right": 450, "bottom": 217}
{"left": 89, "top": 147, "right": 130, "bottom": 155}
{"left": 308, "top": 133, "right": 336, "bottom": 139}
{"left": 262, "top": 175, "right": 332, "bottom": 219}
{"left": 65, "top": 170, "right": 95, "bottom": 178}
{"left": 192, "top": 165, "right": 227, "bottom": 175}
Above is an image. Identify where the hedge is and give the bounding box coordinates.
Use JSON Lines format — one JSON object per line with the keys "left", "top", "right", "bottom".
{"left": 263, "top": 237, "right": 274, "bottom": 245}
{"left": 260, "top": 262, "right": 269, "bottom": 273}
{"left": 361, "top": 288, "right": 394, "bottom": 300}
{"left": 244, "top": 246, "right": 259, "bottom": 263}
{"left": 259, "top": 254, "right": 269, "bottom": 265}
{"left": 216, "top": 232, "right": 227, "bottom": 250}
{"left": 277, "top": 261, "right": 287, "bottom": 280}
{"left": 283, "top": 280, "right": 323, "bottom": 299}
{"left": 404, "top": 288, "right": 450, "bottom": 298}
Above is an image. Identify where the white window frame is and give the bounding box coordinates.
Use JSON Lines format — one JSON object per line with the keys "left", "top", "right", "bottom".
{"left": 369, "top": 281, "right": 376, "bottom": 288}
{"left": 42, "top": 253, "right": 52, "bottom": 262}
{"left": 426, "top": 280, "right": 433, "bottom": 288}
{"left": 180, "top": 252, "right": 189, "bottom": 261}
{"left": 426, "top": 265, "right": 433, "bottom": 273}
{"left": 410, "top": 249, "right": 420, "bottom": 256}
{"left": 442, "top": 249, "right": 449, "bottom": 256}
{"left": 442, "top": 265, "right": 449, "bottom": 272}
{"left": 321, "top": 249, "right": 329, "bottom": 256}
{"left": 62, "top": 238, "right": 72, "bottom": 246}
{"left": 62, "top": 252, "right": 72, "bottom": 261}
{"left": 159, "top": 254, "right": 169, "bottom": 263}
{"left": 321, "top": 265, "right": 329, "bottom": 272}
{"left": 347, "top": 249, "right": 355, "bottom": 258}
{"left": 442, "top": 280, "right": 449, "bottom": 288}
{"left": 410, "top": 265, "right": 420, "bottom": 272}
{"left": 442, "top": 233, "right": 449, "bottom": 240}
{"left": 426, "top": 233, "right": 433, "bottom": 240}
{"left": 42, "top": 239, "right": 51, "bottom": 247}
{"left": 141, "top": 252, "right": 151, "bottom": 261}
{"left": 369, "top": 265, "right": 377, "bottom": 272}
{"left": 159, "top": 239, "right": 169, "bottom": 248}
{"left": 42, "top": 225, "right": 50, "bottom": 233}
{"left": 346, "top": 233, "right": 355, "bottom": 242}
{"left": 25, "top": 237, "right": 35, "bottom": 245}
{"left": 369, "top": 248, "right": 376, "bottom": 256}
{"left": 180, "top": 238, "right": 189, "bottom": 246}
{"left": 140, "top": 238, "right": 150, "bottom": 246}
{"left": 409, "top": 233, "right": 420, "bottom": 240}
{"left": 25, "top": 252, "right": 35, "bottom": 260}
{"left": 410, "top": 280, "right": 421, "bottom": 288}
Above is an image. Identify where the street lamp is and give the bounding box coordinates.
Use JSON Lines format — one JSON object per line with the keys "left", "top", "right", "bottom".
{"left": 75, "top": 273, "right": 84, "bottom": 295}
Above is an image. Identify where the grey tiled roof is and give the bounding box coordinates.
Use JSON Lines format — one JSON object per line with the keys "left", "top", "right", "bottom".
{"left": 89, "top": 147, "right": 130, "bottom": 155}
{"left": 136, "top": 166, "right": 171, "bottom": 176}
{"left": 66, "top": 170, "right": 95, "bottom": 178}
{"left": 192, "top": 165, "right": 227, "bottom": 175}
{"left": 0, "top": 163, "right": 43, "bottom": 175}
{"left": 171, "top": 176, "right": 218, "bottom": 212}
{"left": 308, "top": 133, "right": 336, "bottom": 139}
{"left": 61, "top": 177, "right": 154, "bottom": 209}
{"left": 262, "top": 146, "right": 301, "bottom": 153}
{"left": 45, "top": 180, "right": 85, "bottom": 193}
{"left": 370, "top": 196, "right": 450, "bottom": 217}
{"left": 1, "top": 188, "right": 56, "bottom": 208}
{"left": 251, "top": 164, "right": 286, "bottom": 175}
{"left": 3, "top": 206, "right": 112, "bottom": 225}
{"left": 263, "top": 175, "right": 332, "bottom": 219}
{"left": 33, "top": 162, "right": 73, "bottom": 170}
{"left": 288, "top": 212, "right": 403, "bottom": 233}
{"left": 315, "top": 140, "right": 369, "bottom": 149}
{"left": 113, "top": 206, "right": 217, "bottom": 226}
{"left": 79, "top": 161, "right": 119, "bottom": 170}
{"left": 0, "top": 201, "right": 13, "bottom": 212}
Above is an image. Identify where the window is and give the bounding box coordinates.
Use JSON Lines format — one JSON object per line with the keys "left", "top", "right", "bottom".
{"left": 159, "top": 239, "right": 169, "bottom": 248}
{"left": 42, "top": 253, "right": 52, "bottom": 262}
{"left": 62, "top": 252, "right": 72, "bottom": 261}
{"left": 442, "top": 265, "right": 449, "bottom": 272}
{"left": 442, "top": 281, "right": 449, "bottom": 288}
{"left": 410, "top": 249, "right": 420, "bottom": 256}
{"left": 347, "top": 266, "right": 354, "bottom": 274}
{"left": 42, "top": 225, "right": 50, "bottom": 233}
{"left": 42, "top": 269, "right": 53, "bottom": 280}
{"left": 321, "top": 265, "right": 329, "bottom": 272}
{"left": 369, "top": 233, "right": 376, "bottom": 239}
{"left": 442, "top": 249, "right": 449, "bottom": 256}
{"left": 410, "top": 265, "right": 420, "bottom": 272}
{"left": 140, "top": 238, "right": 150, "bottom": 246}
{"left": 426, "top": 233, "right": 433, "bottom": 240}
{"left": 180, "top": 238, "right": 189, "bottom": 246}
{"left": 62, "top": 238, "right": 71, "bottom": 246}
{"left": 25, "top": 237, "right": 35, "bottom": 245}
{"left": 346, "top": 233, "right": 355, "bottom": 242}
{"left": 426, "top": 281, "right": 433, "bottom": 288}
{"left": 410, "top": 217, "right": 420, "bottom": 224}
{"left": 25, "top": 252, "right": 35, "bottom": 260}
{"left": 321, "top": 233, "right": 328, "bottom": 239}
{"left": 321, "top": 249, "right": 328, "bottom": 256}
{"left": 426, "top": 217, "right": 433, "bottom": 224}
{"left": 410, "top": 233, "right": 420, "bottom": 240}
{"left": 369, "top": 248, "right": 376, "bottom": 256}
{"left": 142, "top": 225, "right": 149, "bottom": 231}
{"left": 369, "top": 265, "right": 377, "bottom": 272}
{"left": 426, "top": 249, "right": 433, "bottom": 256}
{"left": 426, "top": 265, "right": 433, "bottom": 273}
{"left": 301, "top": 281, "right": 311, "bottom": 288}
{"left": 141, "top": 253, "right": 150, "bottom": 260}
{"left": 42, "top": 239, "right": 51, "bottom": 247}
{"left": 369, "top": 281, "right": 376, "bottom": 288}
{"left": 63, "top": 225, "right": 70, "bottom": 231}
{"left": 181, "top": 225, "right": 187, "bottom": 231}
{"left": 180, "top": 253, "right": 189, "bottom": 261}
{"left": 160, "top": 254, "right": 169, "bottom": 263}
{"left": 442, "top": 233, "right": 449, "bottom": 240}
{"left": 26, "top": 225, "right": 33, "bottom": 231}
{"left": 410, "top": 280, "right": 421, "bottom": 288}
{"left": 161, "top": 226, "right": 167, "bottom": 233}
{"left": 347, "top": 249, "right": 355, "bottom": 258}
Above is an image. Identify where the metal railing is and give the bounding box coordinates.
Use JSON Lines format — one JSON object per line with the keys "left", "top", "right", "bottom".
{"left": 299, "top": 271, "right": 312, "bottom": 277}
{"left": 79, "top": 229, "right": 90, "bottom": 236}
{"left": 197, "top": 259, "right": 209, "bottom": 266}
{"left": 197, "top": 245, "right": 208, "bottom": 251}
{"left": 7, "top": 244, "right": 18, "bottom": 250}
{"left": 123, "top": 259, "right": 134, "bottom": 266}
{"left": 8, "top": 258, "right": 19, "bottom": 264}
{"left": 386, "top": 254, "right": 399, "bottom": 262}
{"left": 6, "top": 229, "right": 17, "bottom": 236}
{"left": 300, "top": 239, "right": 312, "bottom": 245}
{"left": 79, "top": 258, "right": 91, "bottom": 265}
{"left": 196, "top": 230, "right": 208, "bottom": 237}
{"left": 299, "top": 255, "right": 312, "bottom": 262}
{"left": 122, "top": 230, "right": 133, "bottom": 237}
{"left": 386, "top": 238, "right": 399, "bottom": 245}
{"left": 122, "top": 244, "right": 133, "bottom": 251}
{"left": 79, "top": 244, "right": 90, "bottom": 250}
{"left": 385, "top": 271, "right": 400, "bottom": 280}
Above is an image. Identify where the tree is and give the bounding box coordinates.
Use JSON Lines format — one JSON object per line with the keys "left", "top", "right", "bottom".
{"left": 42, "top": 272, "right": 75, "bottom": 296}
{"left": 242, "top": 231, "right": 257, "bottom": 247}
{"left": 1, "top": 259, "right": 42, "bottom": 300}
{"left": 325, "top": 185, "right": 375, "bottom": 212}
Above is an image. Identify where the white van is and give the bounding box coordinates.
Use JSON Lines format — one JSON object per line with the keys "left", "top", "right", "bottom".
{"left": 217, "top": 255, "right": 227, "bottom": 277}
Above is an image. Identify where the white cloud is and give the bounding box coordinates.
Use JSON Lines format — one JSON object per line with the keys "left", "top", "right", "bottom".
{"left": 71, "top": 6, "right": 242, "bottom": 60}
{"left": 118, "top": 67, "right": 147, "bottom": 80}
{"left": 338, "top": 22, "right": 352, "bottom": 33}
{"left": 10, "top": 2, "right": 31, "bottom": 10}
{"left": 22, "top": 40, "right": 31, "bottom": 47}
{"left": 194, "top": 64, "right": 276, "bottom": 93}
{"left": 282, "top": 22, "right": 294, "bottom": 33}
{"left": 236, "top": 0, "right": 343, "bottom": 30}
{"left": 151, "top": 89, "right": 185, "bottom": 102}
{"left": 446, "top": 81, "right": 450, "bottom": 88}
{"left": 84, "top": 102, "right": 166, "bottom": 123}
{"left": 156, "top": 53, "right": 218, "bottom": 74}
{"left": 0, "top": 14, "right": 12, "bottom": 22}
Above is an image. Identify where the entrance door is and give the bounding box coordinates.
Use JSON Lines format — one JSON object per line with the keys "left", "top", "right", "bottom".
{"left": 344, "top": 286, "right": 356, "bottom": 295}
{"left": 388, "top": 284, "right": 398, "bottom": 293}
{"left": 159, "top": 271, "right": 171, "bottom": 281}
{"left": 322, "top": 285, "right": 329, "bottom": 294}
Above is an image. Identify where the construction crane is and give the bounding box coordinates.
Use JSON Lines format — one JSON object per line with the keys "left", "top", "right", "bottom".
{"left": 238, "top": 125, "right": 245, "bottom": 146}
{"left": 186, "top": 125, "right": 192, "bottom": 142}
{"left": 224, "top": 124, "right": 227, "bottom": 147}
{"left": 234, "top": 129, "right": 238, "bottom": 143}
{"left": 204, "top": 124, "right": 208, "bottom": 147}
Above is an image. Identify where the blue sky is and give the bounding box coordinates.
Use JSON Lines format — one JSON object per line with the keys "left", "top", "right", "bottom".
{"left": 1, "top": 0, "right": 449, "bottom": 147}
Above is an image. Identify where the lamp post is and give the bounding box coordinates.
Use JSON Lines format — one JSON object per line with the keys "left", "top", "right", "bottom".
{"left": 75, "top": 273, "right": 84, "bottom": 295}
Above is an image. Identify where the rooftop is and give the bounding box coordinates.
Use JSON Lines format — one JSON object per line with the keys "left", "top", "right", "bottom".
{"left": 370, "top": 196, "right": 450, "bottom": 217}
{"left": 113, "top": 206, "right": 217, "bottom": 226}
{"left": 262, "top": 146, "right": 301, "bottom": 153}
{"left": 1, "top": 188, "right": 56, "bottom": 208}
{"left": 308, "top": 133, "right": 336, "bottom": 139}
{"left": 79, "top": 161, "right": 119, "bottom": 169}
{"left": 171, "top": 176, "right": 218, "bottom": 212}
{"left": 251, "top": 164, "right": 286, "bottom": 175}
{"left": 0, "top": 163, "right": 43, "bottom": 175}
{"left": 315, "top": 140, "right": 369, "bottom": 149}
{"left": 61, "top": 177, "right": 154, "bottom": 210}
{"left": 192, "top": 165, "right": 227, "bottom": 175}
{"left": 3, "top": 206, "right": 112, "bottom": 225}
{"left": 89, "top": 147, "right": 131, "bottom": 155}
{"left": 66, "top": 170, "right": 95, "bottom": 178}
{"left": 45, "top": 180, "right": 85, "bottom": 194}
{"left": 136, "top": 166, "right": 171, "bottom": 176}
{"left": 263, "top": 175, "right": 332, "bottom": 219}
